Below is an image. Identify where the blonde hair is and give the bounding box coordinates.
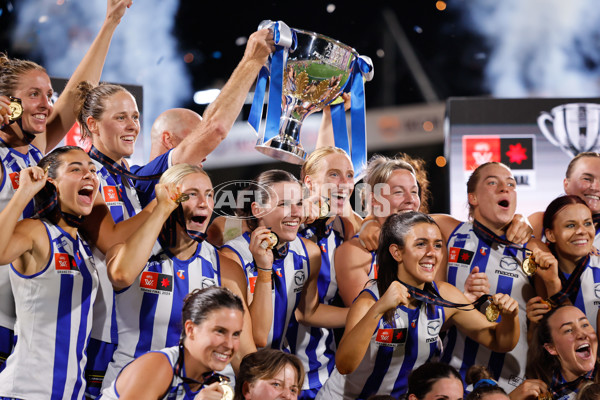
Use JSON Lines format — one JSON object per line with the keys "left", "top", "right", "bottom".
{"left": 159, "top": 163, "right": 209, "bottom": 186}
{"left": 361, "top": 153, "right": 431, "bottom": 213}
{"left": 300, "top": 146, "right": 351, "bottom": 180}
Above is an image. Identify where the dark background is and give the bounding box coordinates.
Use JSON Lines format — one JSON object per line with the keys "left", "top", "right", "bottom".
{"left": 0, "top": 0, "right": 489, "bottom": 213}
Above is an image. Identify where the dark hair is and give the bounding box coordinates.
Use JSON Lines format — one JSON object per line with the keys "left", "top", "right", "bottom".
{"left": 0, "top": 52, "right": 47, "bottom": 97}
{"left": 526, "top": 305, "right": 564, "bottom": 382}
{"left": 407, "top": 362, "right": 463, "bottom": 399}
{"left": 238, "top": 169, "right": 300, "bottom": 231}
{"left": 466, "top": 162, "right": 510, "bottom": 219}
{"left": 180, "top": 286, "right": 244, "bottom": 342}
{"left": 577, "top": 382, "right": 600, "bottom": 400}
{"left": 376, "top": 211, "right": 439, "bottom": 323}
{"left": 565, "top": 152, "right": 600, "bottom": 179}
{"left": 465, "top": 365, "right": 507, "bottom": 400}
{"left": 37, "top": 145, "right": 85, "bottom": 180}
{"left": 542, "top": 195, "right": 588, "bottom": 234}
{"left": 74, "top": 81, "right": 131, "bottom": 140}
{"left": 526, "top": 305, "right": 600, "bottom": 385}
{"left": 34, "top": 146, "right": 88, "bottom": 223}
{"left": 234, "top": 349, "right": 304, "bottom": 400}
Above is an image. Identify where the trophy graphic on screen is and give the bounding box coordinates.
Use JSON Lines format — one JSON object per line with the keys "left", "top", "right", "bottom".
{"left": 249, "top": 20, "right": 373, "bottom": 172}
{"left": 537, "top": 103, "right": 600, "bottom": 158}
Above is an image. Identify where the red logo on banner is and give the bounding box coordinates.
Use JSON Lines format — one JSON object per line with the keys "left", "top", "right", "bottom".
{"left": 463, "top": 136, "right": 501, "bottom": 171}
{"left": 9, "top": 172, "right": 19, "bottom": 190}
{"left": 103, "top": 186, "right": 119, "bottom": 203}
{"left": 141, "top": 271, "right": 158, "bottom": 290}
{"left": 505, "top": 143, "right": 528, "bottom": 164}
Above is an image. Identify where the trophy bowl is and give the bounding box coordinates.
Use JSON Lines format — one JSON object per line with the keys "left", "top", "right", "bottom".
{"left": 255, "top": 28, "right": 359, "bottom": 164}
{"left": 537, "top": 103, "right": 600, "bottom": 158}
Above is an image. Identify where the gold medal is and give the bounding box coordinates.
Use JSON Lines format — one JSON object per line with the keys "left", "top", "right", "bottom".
{"left": 172, "top": 192, "right": 190, "bottom": 204}
{"left": 521, "top": 255, "right": 538, "bottom": 276}
{"left": 540, "top": 298, "right": 556, "bottom": 310}
{"left": 220, "top": 382, "right": 234, "bottom": 400}
{"left": 538, "top": 391, "right": 553, "bottom": 400}
{"left": 485, "top": 303, "right": 500, "bottom": 322}
{"left": 8, "top": 96, "right": 22, "bottom": 121}
{"left": 318, "top": 198, "right": 330, "bottom": 219}
{"left": 260, "top": 231, "right": 279, "bottom": 250}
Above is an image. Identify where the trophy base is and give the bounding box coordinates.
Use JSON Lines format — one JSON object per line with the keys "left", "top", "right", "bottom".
{"left": 255, "top": 136, "right": 306, "bottom": 165}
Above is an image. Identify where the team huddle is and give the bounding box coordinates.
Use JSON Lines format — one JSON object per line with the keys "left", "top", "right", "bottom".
{"left": 0, "top": 1, "right": 599, "bottom": 400}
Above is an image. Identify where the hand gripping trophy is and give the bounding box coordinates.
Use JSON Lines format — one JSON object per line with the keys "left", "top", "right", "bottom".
{"left": 248, "top": 20, "right": 374, "bottom": 177}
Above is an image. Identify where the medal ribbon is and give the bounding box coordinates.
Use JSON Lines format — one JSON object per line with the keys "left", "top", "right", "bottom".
{"left": 89, "top": 146, "right": 162, "bottom": 182}
{"left": 396, "top": 279, "right": 491, "bottom": 311}
{"left": 248, "top": 20, "right": 295, "bottom": 140}
{"left": 550, "top": 367, "right": 595, "bottom": 399}
{"left": 310, "top": 218, "right": 334, "bottom": 239}
{"left": 549, "top": 254, "right": 589, "bottom": 305}
{"left": 472, "top": 220, "right": 523, "bottom": 248}
{"left": 272, "top": 241, "right": 290, "bottom": 259}
{"left": 35, "top": 181, "right": 84, "bottom": 228}
{"left": 331, "top": 55, "right": 373, "bottom": 181}
{"left": 158, "top": 205, "right": 207, "bottom": 249}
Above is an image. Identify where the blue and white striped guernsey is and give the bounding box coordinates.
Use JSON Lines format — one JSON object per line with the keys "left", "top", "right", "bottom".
{"left": 86, "top": 159, "right": 144, "bottom": 397}
{"left": 292, "top": 220, "right": 344, "bottom": 399}
{"left": 102, "top": 240, "right": 221, "bottom": 392}
{"left": 87, "top": 151, "right": 172, "bottom": 397}
{"left": 440, "top": 221, "right": 534, "bottom": 392}
{"left": 316, "top": 282, "right": 445, "bottom": 400}
{"left": 223, "top": 232, "right": 309, "bottom": 351}
{"left": 558, "top": 255, "right": 600, "bottom": 329}
{"left": 0, "top": 220, "right": 98, "bottom": 399}
{"left": 90, "top": 159, "right": 144, "bottom": 346}
{"left": 0, "top": 139, "right": 43, "bottom": 372}
{"left": 101, "top": 346, "right": 201, "bottom": 400}
{"left": 0, "top": 138, "right": 43, "bottom": 220}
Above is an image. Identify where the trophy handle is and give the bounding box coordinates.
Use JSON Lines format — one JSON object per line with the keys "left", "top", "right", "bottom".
{"left": 537, "top": 112, "right": 562, "bottom": 148}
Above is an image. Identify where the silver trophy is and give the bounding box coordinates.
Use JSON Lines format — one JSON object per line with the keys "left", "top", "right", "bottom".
{"left": 253, "top": 22, "right": 370, "bottom": 164}
{"left": 537, "top": 103, "right": 600, "bottom": 157}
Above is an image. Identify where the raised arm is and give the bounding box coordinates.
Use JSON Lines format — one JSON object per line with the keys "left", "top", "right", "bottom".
{"left": 0, "top": 166, "right": 47, "bottom": 268}
{"left": 316, "top": 93, "right": 350, "bottom": 149}
{"left": 295, "top": 238, "right": 348, "bottom": 329}
{"left": 35, "top": 0, "right": 133, "bottom": 153}
{"left": 105, "top": 183, "right": 178, "bottom": 290}
{"left": 81, "top": 193, "right": 160, "bottom": 254}
{"left": 171, "top": 28, "right": 275, "bottom": 165}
